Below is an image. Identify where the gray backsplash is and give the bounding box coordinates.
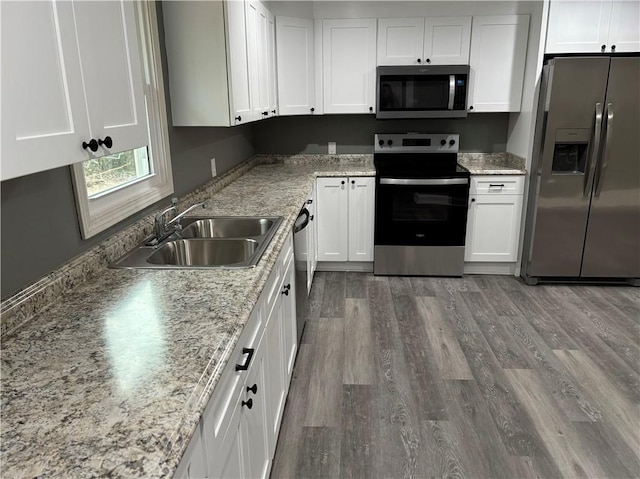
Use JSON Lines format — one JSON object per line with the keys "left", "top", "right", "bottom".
{"left": 252, "top": 113, "right": 509, "bottom": 154}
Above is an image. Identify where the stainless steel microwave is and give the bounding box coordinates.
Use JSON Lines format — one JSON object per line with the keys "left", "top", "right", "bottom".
{"left": 376, "top": 65, "right": 470, "bottom": 119}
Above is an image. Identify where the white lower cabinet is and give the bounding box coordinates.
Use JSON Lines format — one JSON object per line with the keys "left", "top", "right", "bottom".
{"left": 182, "top": 232, "right": 296, "bottom": 479}
{"left": 317, "top": 177, "right": 376, "bottom": 262}
{"left": 465, "top": 176, "right": 525, "bottom": 264}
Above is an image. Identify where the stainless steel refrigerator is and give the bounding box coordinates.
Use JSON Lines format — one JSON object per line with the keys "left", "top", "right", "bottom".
{"left": 522, "top": 56, "right": 639, "bottom": 284}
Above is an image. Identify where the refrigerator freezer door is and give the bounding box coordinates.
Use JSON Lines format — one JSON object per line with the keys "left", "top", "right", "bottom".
{"left": 581, "top": 57, "right": 640, "bottom": 278}
{"left": 528, "top": 57, "right": 610, "bottom": 277}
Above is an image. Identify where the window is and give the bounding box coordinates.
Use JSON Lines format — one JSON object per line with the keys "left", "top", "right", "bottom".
{"left": 71, "top": 2, "right": 173, "bottom": 239}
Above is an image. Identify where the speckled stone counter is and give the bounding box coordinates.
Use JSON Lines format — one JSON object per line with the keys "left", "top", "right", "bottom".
{"left": 0, "top": 156, "right": 375, "bottom": 478}
{"left": 457, "top": 152, "right": 527, "bottom": 175}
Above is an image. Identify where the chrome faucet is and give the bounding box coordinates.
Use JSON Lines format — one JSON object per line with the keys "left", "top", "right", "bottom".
{"left": 151, "top": 198, "right": 209, "bottom": 244}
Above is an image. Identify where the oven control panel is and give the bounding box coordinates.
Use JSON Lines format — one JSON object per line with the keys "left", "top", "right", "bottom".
{"left": 375, "top": 133, "right": 459, "bottom": 153}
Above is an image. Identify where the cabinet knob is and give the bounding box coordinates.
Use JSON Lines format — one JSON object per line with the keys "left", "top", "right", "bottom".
{"left": 351, "top": 180, "right": 355, "bottom": 185}
{"left": 310, "top": 107, "right": 315, "bottom": 113}
{"left": 235, "top": 347, "right": 255, "bottom": 371}
{"left": 611, "top": 45, "right": 616, "bottom": 51}
{"left": 426, "top": 58, "right": 431, "bottom": 64}
{"left": 306, "top": 199, "right": 313, "bottom": 204}
{"left": 242, "top": 398, "right": 253, "bottom": 409}
{"left": 471, "top": 198, "right": 476, "bottom": 202}
{"left": 247, "top": 384, "right": 257, "bottom": 394}
{"left": 369, "top": 106, "right": 373, "bottom": 112}
{"left": 341, "top": 180, "right": 345, "bottom": 185}
{"left": 469, "top": 106, "right": 474, "bottom": 111}
{"left": 417, "top": 58, "right": 422, "bottom": 63}
{"left": 235, "top": 115, "right": 242, "bottom": 121}
{"left": 82, "top": 139, "right": 99, "bottom": 152}
{"left": 262, "top": 111, "right": 268, "bottom": 116}
{"left": 601, "top": 44, "right": 606, "bottom": 52}
{"left": 282, "top": 283, "right": 291, "bottom": 296}
{"left": 98, "top": 136, "right": 113, "bottom": 149}
{"left": 272, "top": 109, "right": 276, "bottom": 114}
{"left": 309, "top": 215, "right": 314, "bottom": 221}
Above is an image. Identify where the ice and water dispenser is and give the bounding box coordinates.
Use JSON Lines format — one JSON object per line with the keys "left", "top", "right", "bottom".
{"left": 551, "top": 129, "right": 590, "bottom": 174}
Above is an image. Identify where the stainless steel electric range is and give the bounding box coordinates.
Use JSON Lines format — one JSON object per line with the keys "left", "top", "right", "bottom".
{"left": 373, "top": 133, "right": 470, "bottom": 277}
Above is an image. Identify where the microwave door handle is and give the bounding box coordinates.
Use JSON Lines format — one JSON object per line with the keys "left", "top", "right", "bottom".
{"left": 448, "top": 75, "right": 455, "bottom": 110}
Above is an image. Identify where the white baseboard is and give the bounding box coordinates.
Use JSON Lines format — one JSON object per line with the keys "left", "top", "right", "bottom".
{"left": 464, "top": 262, "right": 517, "bottom": 276}
{"left": 316, "top": 262, "right": 374, "bottom": 272}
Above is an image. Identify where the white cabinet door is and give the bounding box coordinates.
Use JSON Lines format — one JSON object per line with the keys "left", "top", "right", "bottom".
{"left": 174, "top": 422, "right": 207, "bottom": 479}
{"left": 281, "top": 256, "right": 297, "bottom": 380}
{"left": 424, "top": 16, "right": 472, "bottom": 65}
{"left": 323, "top": 19, "right": 377, "bottom": 114}
{"left": 257, "top": 3, "right": 271, "bottom": 119}
{"left": 227, "top": 0, "right": 253, "bottom": 125}
{"left": 608, "top": 0, "right": 640, "bottom": 52}
{"left": 240, "top": 342, "right": 270, "bottom": 479}
{"left": 348, "top": 177, "right": 376, "bottom": 262}
{"left": 468, "top": 15, "right": 529, "bottom": 112}
{"left": 546, "top": 0, "right": 612, "bottom": 53}
{"left": 1, "top": 1, "right": 90, "bottom": 180}
{"left": 276, "top": 17, "right": 316, "bottom": 115}
{"left": 264, "top": 298, "right": 286, "bottom": 458}
{"left": 316, "top": 178, "right": 349, "bottom": 261}
{"left": 73, "top": 1, "right": 148, "bottom": 155}
{"left": 377, "top": 18, "right": 424, "bottom": 65}
{"left": 267, "top": 11, "right": 278, "bottom": 116}
{"left": 208, "top": 394, "right": 244, "bottom": 479}
{"left": 246, "top": 0, "right": 263, "bottom": 121}
{"left": 465, "top": 194, "right": 523, "bottom": 262}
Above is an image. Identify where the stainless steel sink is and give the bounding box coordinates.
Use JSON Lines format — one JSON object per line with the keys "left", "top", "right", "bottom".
{"left": 147, "top": 239, "right": 258, "bottom": 266}
{"left": 180, "top": 217, "right": 275, "bottom": 238}
{"left": 110, "top": 216, "right": 283, "bottom": 269}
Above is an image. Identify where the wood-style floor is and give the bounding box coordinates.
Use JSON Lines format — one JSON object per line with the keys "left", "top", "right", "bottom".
{"left": 271, "top": 272, "right": 640, "bottom": 479}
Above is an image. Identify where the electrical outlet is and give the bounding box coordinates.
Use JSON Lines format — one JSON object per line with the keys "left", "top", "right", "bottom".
{"left": 328, "top": 142, "right": 337, "bottom": 154}
{"left": 211, "top": 158, "right": 217, "bottom": 178}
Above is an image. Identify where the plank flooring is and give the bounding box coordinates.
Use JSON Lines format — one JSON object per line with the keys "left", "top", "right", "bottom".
{"left": 271, "top": 273, "right": 640, "bottom": 479}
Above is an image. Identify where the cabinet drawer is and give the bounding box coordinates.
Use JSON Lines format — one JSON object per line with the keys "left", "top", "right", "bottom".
{"left": 202, "top": 305, "right": 264, "bottom": 450}
{"left": 471, "top": 176, "right": 524, "bottom": 195}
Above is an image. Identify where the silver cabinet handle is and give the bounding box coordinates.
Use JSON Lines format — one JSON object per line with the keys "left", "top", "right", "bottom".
{"left": 584, "top": 103, "right": 603, "bottom": 197}
{"left": 380, "top": 178, "right": 469, "bottom": 186}
{"left": 594, "top": 103, "right": 613, "bottom": 198}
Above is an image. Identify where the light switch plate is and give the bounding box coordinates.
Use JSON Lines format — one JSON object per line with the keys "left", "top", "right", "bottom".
{"left": 328, "top": 142, "right": 336, "bottom": 154}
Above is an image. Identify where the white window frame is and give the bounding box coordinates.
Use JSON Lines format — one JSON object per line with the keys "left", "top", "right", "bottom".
{"left": 71, "top": 1, "right": 173, "bottom": 239}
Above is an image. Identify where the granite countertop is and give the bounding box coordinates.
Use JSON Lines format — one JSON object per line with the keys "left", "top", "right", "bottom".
{"left": 0, "top": 159, "right": 375, "bottom": 478}
{"left": 457, "top": 152, "right": 527, "bottom": 175}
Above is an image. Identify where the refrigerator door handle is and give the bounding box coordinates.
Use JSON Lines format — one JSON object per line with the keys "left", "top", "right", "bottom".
{"left": 584, "top": 102, "right": 604, "bottom": 197}
{"left": 594, "top": 103, "right": 613, "bottom": 198}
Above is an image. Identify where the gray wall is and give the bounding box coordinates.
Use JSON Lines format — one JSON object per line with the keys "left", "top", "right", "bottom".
{"left": 0, "top": 4, "right": 254, "bottom": 299}
{"left": 253, "top": 114, "right": 509, "bottom": 154}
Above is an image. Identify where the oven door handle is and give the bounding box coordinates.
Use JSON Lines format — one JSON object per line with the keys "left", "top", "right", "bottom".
{"left": 379, "top": 178, "right": 469, "bottom": 186}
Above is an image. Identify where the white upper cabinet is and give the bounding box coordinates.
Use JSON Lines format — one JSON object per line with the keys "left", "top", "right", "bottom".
{"left": 377, "top": 18, "right": 424, "bottom": 65}
{"left": 163, "top": 0, "right": 277, "bottom": 126}
{"left": 73, "top": 1, "right": 148, "bottom": 156}
{"left": 276, "top": 17, "right": 316, "bottom": 115}
{"left": 226, "top": 0, "right": 253, "bottom": 124}
{"left": 267, "top": 12, "right": 278, "bottom": 116}
{"left": 546, "top": 0, "right": 639, "bottom": 53}
{"left": 323, "top": 19, "right": 377, "bottom": 114}
{"left": 608, "top": 1, "right": 640, "bottom": 52}
{"left": 468, "top": 15, "right": 530, "bottom": 112}
{"left": 1, "top": 0, "right": 147, "bottom": 181}
{"left": 377, "top": 16, "right": 471, "bottom": 66}
{"left": 423, "top": 17, "right": 472, "bottom": 65}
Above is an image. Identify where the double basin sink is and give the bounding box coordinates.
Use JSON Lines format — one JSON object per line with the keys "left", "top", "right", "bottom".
{"left": 111, "top": 216, "right": 283, "bottom": 269}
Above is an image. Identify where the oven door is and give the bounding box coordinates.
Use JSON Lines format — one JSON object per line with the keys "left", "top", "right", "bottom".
{"left": 375, "top": 177, "right": 470, "bottom": 247}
